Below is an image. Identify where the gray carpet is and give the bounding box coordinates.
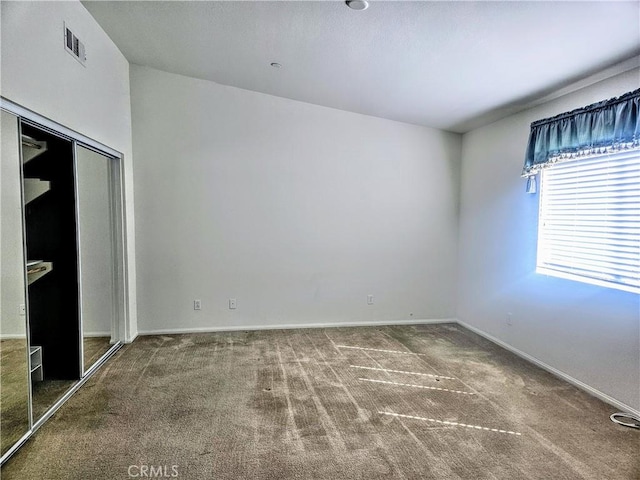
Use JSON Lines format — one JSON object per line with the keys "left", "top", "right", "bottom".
{"left": 31, "top": 378, "right": 75, "bottom": 422}
{"left": 2, "top": 324, "right": 638, "bottom": 479}
{"left": 84, "top": 336, "right": 112, "bottom": 372}
{"left": 0, "top": 339, "right": 30, "bottom": 454}
{"left": 29, "top": 337, "right": 112, "bottom": 421}
{"left": 1, "top": 336, "right": 113, "bottom": 454}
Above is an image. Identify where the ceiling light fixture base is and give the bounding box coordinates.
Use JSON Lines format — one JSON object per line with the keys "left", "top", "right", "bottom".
{"left": 346, "top": 1, "right": 369, "bottom": 11}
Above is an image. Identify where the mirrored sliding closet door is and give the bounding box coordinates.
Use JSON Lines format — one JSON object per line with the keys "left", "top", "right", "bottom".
{"left": 76, "top": 145, "right": 122, "bottom": 374}
{"left": 0, "top": 110, "right": 31, "bottom": 457}
{"left": 0, "top": 102, "right": 127, "bottom": 464}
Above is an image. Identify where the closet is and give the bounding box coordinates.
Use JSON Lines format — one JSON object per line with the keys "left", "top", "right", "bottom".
{"left": 0, "top": 103, "right": 127, "bottom": 464}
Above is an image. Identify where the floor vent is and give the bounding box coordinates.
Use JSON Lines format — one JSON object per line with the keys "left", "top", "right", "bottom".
{"left": 64, "top": 23, "right": 86, "bottom": 65}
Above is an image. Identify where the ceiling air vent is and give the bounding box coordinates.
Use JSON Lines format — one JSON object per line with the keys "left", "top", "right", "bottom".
{"left": 64, "top": 23, "right": 86, "bottom": 65}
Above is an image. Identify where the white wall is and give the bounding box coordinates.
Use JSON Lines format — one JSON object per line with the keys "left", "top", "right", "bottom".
{"left": 457, "top": 68, "right": 640, "bottom": 411}
{"left": 0, "top": 1, "right": 138, "bottom": 340}
{"left": 130, "top": 65, "right": 461, "bottom": 333}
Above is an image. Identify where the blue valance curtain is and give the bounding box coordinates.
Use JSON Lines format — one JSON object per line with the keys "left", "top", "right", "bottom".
{"left": 522, "top": 88, "right": 640, "bottom": 177}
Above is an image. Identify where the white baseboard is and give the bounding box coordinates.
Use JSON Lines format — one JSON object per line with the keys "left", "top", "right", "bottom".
{"left": 456, "top": 319, "right": 640, "bottom": 418}
{"left": 83, "top": 331, "right": 111, "bottom": 338}
{"left": 3, "top": 332, "right": 112, "bottom": 340}
{"left": 0, "top": 334, "right": 27, "bottom": 340}
{"left": 138, "top": 318, "right": 456, "bottom": 336}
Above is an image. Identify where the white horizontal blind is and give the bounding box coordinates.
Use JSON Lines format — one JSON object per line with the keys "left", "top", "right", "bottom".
{"left": 537, "top": 149, "right": 640, "bottom": 293}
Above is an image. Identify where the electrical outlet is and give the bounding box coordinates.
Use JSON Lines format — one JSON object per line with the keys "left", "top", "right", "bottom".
{"left": 194, "top": 299, "right": 202, "bottom": 310}
{"left": 229, "top": 298, "right": 237, "bottom": 310}
{"left": 506, "top": 312, "right": 513, "bottom": 326}
{"left": 19, "top": 304, "right": 26, "bottom": 316}
{"left": 367, "top": 294, "right": 374, "bottom": 305}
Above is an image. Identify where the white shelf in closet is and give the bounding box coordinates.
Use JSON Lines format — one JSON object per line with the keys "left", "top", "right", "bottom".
{"left": 29, "top": 346, "right": 43, "bottom": 382}
{"left": 23, "top": 178, "right": 51, "bottom": 204}
{"left": 26, "top": 260, "right": 53, "bottom": 285}
{"left": 21, "top": 135, "right": 47, "bottom": 164}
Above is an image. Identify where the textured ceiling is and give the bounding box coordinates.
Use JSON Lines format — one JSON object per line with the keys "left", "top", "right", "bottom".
{"left": 83, "top": 1, "right": 640, "bottom": 132}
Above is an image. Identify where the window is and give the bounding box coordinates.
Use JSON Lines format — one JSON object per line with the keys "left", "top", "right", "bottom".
{"left": 537, "top": 149, "right": 640, "bottom": 293}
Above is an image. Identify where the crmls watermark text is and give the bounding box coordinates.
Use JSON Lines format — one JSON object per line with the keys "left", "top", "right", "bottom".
{"left": 127, "top": 465, "right": 179, "bottom": 478}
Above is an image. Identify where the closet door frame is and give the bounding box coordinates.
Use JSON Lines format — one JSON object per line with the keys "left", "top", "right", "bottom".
{"left": 0, "top": 97, "right": 129, "bottom": 465}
